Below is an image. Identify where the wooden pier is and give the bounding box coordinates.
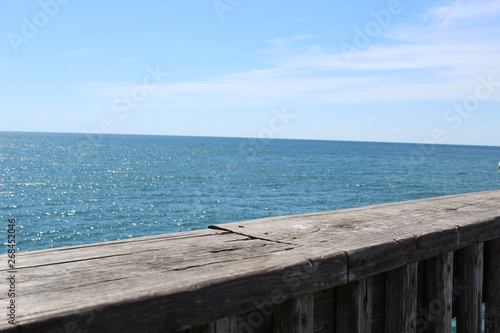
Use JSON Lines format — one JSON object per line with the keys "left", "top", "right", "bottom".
{"left": 1, "top": 190, "right": 499, "bottom": 332}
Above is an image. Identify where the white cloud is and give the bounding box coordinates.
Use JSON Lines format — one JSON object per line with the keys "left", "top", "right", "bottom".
{"left": 263, "top": 35, "right": 316, "bottom": 62}
{"left": 118, "top": 58, "right": 139, "bottom": 64}
{"left": 266, "top": 35, "right": 315, "bottom": 48}
{"left": 425, "top": 0, "right": 500, "bottom": 27}
{"left": 59, "top": 48, "right": 108, "bottom": 57}
{"left": 81, "top": 1, "right": 500, "bottom": 109}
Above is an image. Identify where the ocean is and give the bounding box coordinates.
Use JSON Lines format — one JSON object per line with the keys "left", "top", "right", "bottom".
{"left": 1, "top": 131, "right": 499, "bottom": 252}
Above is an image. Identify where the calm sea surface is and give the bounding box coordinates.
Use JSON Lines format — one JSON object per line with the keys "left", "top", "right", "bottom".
{"left": 1, "top": 132, "right": 499, "bottom": 252}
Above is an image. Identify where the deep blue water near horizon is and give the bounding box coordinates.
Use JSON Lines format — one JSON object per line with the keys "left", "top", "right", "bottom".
{"left": 1, "top": 131, "right": 499, "bottom": 254}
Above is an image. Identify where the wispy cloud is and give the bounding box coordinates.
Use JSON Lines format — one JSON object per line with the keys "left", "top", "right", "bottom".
{"left": 118, "top": 58, "right": 139, "bottom": 64}
{"left": 59, "top": 48, "right": 109, "bottom": 57}
{"left": 425, "top": 0, "right": 500, "bottom": 27}
{"left": 81, "top": 1, "right": 500, "bottom": 109}
{"left": 266, "top": 35, "right": 316, "bottom": 49}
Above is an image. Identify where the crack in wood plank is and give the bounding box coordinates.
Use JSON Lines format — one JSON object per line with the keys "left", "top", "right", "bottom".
{"left": 208, "top": 248, "right": 243, "bottom": 254}
{"left": 0, "top": 252, "right": 138, "bottom": 271}
{"left": 208, "top": 225, "right": 297, "bottom": 246}
{"left": 171, "top": 247, "right": 297, "bottom": 271}
{"left": 1, "top": 191, "right": 498, "bottom": 333}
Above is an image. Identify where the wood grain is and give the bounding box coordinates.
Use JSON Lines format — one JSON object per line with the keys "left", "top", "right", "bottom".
{"left": 335, "top": 277, "right": 372, "bottom": 332}
{"left": 455, "top": 243, "right": 484, "bottom": 333}
{"left": 484, "top": 238, "right": 500, "bottom": 333}
{"left": 421, "top": 252, "right": 453, "bottom": 333}
{"left": 273, "top": 294, "right": 314, "bottom": 333}
{"left": 385, "top": 263, "right": 418, "bottom": 333}
{"left": 0, "top": 191, "right": 498, "bottom": 332}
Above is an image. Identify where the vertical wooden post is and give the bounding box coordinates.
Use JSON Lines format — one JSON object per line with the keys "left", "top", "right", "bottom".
{"left": 385, "top": 263, "right": 418, "bottom": 333}
{"left": 455, "top": 243, "right": 483, "bottom": 333}
{"left": 421, "top": 252, "right": 453, "bottom": 333}
{"left": 187, "top": 324, "right": 210, "bottom": 333}
{"left": 188, "top": 316, "right": 237, "bottom": 333}
{"left": 484, "top": 238, "right": 500, "bottom": 333}
{"left": 273, "top": 294, "right": 314, "bottom": 333}
{"left": 213, "top": 316, "right": 237, "bottom": 333}
{"left": 335, "top": 277, "right": 372, "bottom": 332}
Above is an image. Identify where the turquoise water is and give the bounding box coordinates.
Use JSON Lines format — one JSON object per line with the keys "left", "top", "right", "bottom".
{"left": 1, "top": 131, "right": 499, "bottom": 252}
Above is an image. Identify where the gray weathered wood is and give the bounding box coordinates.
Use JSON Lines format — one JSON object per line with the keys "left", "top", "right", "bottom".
{"left": 484, "top": 238, "right": 500, "bottom": 333}
{"left": 0, "top": 229, "right": 347, "bottom": 333}
{"left": 335, "top": 278, "right": 372, "bottom": 332}
{"left": 0, "top": 191, "right": 497, "bottom": 333}
{"left": 212, "top": 191, "right": 500, "bottom": 282}
{"left": 273, "top": 294, "right": 314, "bottom": 333}
{"left": 185, "top": 324, "right": 210, "bottom": 333}
{"left": 420, "top": 252, "right": 453, "bottom": 333}
{"left": 234, "top": 309, "right": 272, "bottom": 333}
{"left": 313, "top": 288, "right": 335, "bottom": 333}
{"left": 455, "top": 243, "right": 484, "bottom": 333}
{"left": 385, "top": 263, "right": 418, "bottom": 333}
{"left": 211, "top": 191, "right": 500, "bottom": 248}
{"left": 213, "top": 316, "right": 237, "bottom": 333}
{"left": 370, "top": 273, "right": 386, "bottom": 332}
{"left": 186, "top": 316, "right": 238, "bottom": 333}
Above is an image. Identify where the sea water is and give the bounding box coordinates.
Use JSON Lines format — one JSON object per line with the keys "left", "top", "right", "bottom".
{"left": 1, "top": 131, "right": 499, "bottom": 252}
{"left": 1, "top": 131, "right": 498, "bottom": 331}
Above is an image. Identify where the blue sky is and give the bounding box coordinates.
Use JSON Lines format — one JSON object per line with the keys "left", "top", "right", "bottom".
{"left": 1, "top": 0, "right": 499, "bottom": 145}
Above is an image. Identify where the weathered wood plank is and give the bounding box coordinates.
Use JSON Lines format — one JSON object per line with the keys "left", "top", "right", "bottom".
{"left": 484, "top": 238, "right": 500, "bottom": 333}
{"left": 210, "top": 191, "right": 500, "bottom": 248}
{"left": 213, "top": 316, "right": 238, "bottom": 333}
{"left": 416, "top": 261, "right": 426, "bottom": 331}
{"left": 455, "top": 243, "right": 484, "bottom": 333}
{"left": 184, "top": 324, "right": 210, "bottom": 333}
{"left": 273, "top": 294, "right": 314, "bottom": 333}
{"left": 14, "top": 229, "right": 260, "bottom": 270}
{"left": 212, "top": 191, "right": 500, "bottom": 281}
{"left": 420, "top": 252, "right": 453, "bottom": 333}
{"left": 313, "top": 289, "right": 335, "bottom": 333}
{"left": 0, "top": 191, "right": 497, "bottom": 333}
{"left": 186, "top": 317, "right": 238, "bottom": 333}
{"left": 335, "top": 277, "right": 372, "bottom": 333}
{"left": 235, "top": 308, "right": 273, "bottom": 333}
{"left": 370, "top": 273, "right": 386, "bottom": 332}
{"left": 385, "top": 263, "right": 418, "bottom": 333}
{"left": 186, "top": 316, "right": 241, "bottom": 333}
{"left": 1, "top": 246, "right": 347, "bottom": 333}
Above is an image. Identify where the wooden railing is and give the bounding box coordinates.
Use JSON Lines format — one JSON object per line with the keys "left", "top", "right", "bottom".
{"left": 1, "top": 191, "right": 499, "bottom": 332}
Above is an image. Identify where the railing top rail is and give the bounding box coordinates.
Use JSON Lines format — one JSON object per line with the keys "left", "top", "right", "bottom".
{"left": 1, "top": 190, "right": 499, "bottom": 332}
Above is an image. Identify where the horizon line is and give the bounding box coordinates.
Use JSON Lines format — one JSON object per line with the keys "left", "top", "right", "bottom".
{"left": 1, "top": 129, "right": 499, "bottom": 148}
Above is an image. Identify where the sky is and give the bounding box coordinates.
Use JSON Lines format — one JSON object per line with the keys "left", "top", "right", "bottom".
{"left": 1, "top": 0, "right": 499, "bottom": 146}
